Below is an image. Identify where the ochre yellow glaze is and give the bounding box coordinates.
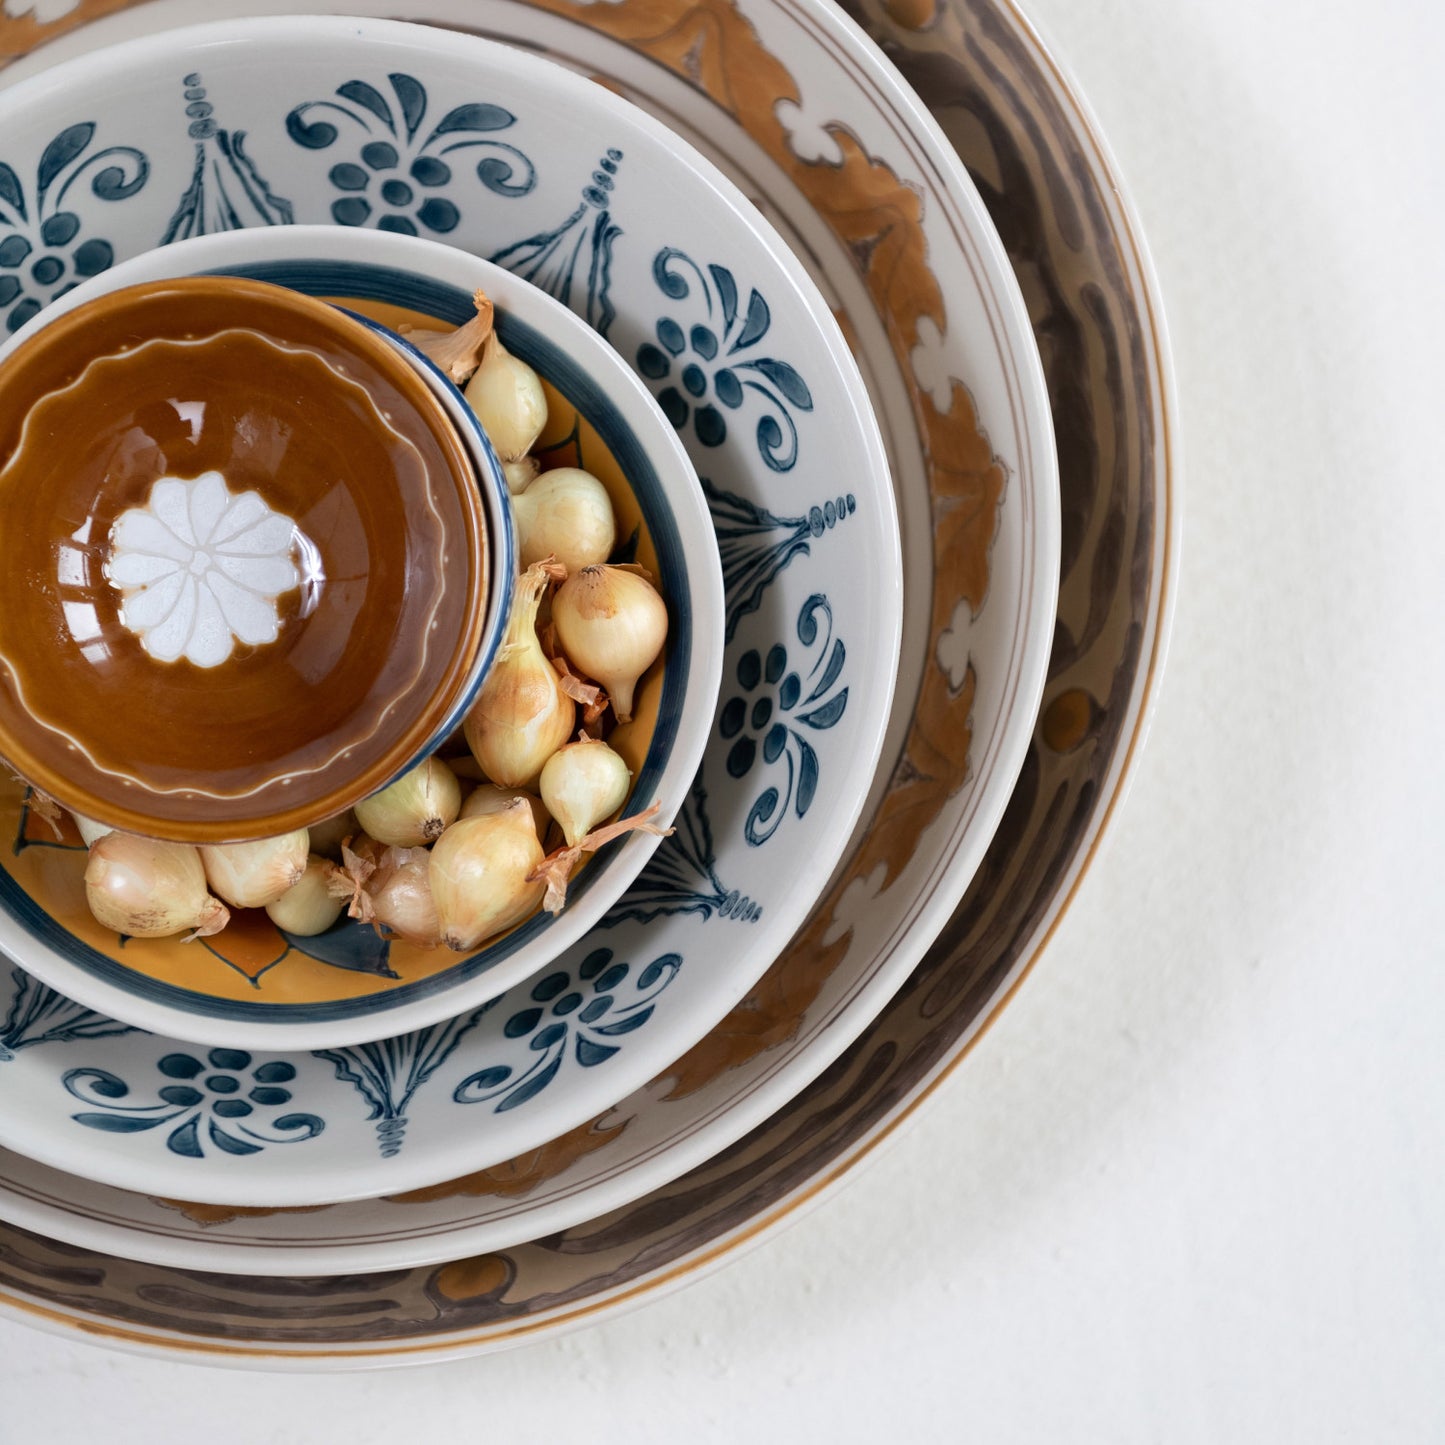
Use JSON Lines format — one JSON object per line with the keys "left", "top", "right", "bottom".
{"left": 1042, "top": 688, "right": 1099, "bottom": 754}
{"left": 149, "top": 1197, "right": 328, "bottom": 1226}
{"left": 432, "top": 1253, "right": 514, "bottom": 1302}
{"left": 387, "top": 1114, "right": 627, "bottom": 1202}
{"left": 0, "top": 0, "right": 135, "bottom": 60}
{"left": 884, "top": 0, "right": 940, "bottom": 29}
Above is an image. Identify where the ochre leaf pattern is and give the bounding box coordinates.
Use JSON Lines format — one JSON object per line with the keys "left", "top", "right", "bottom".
{"left": 150, "top": 1197, "right": 326, "bottom": 1226}
{"left": 20, "top": 802, "right": 82, "bottom": 849}
{"left": 197, "top": 909, "right": 289, "bottom": 984}
{"left": 387, "top": 1115, "right": 626, "bottom": 1203}
{"left": 0, "top": 1, "right": 136, "bottom": 61}
{"left": 430, "top": 1252, "right": 513, "bottom": 1303}
{"left": 663, "top": 921, "right": 854, "bottom": 1097}
{"left": 525, "top": 0, "right": 1005, "bottom": 1091}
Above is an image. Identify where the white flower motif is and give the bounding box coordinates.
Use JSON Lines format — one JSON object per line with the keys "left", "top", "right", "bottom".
{"left": 822, "top": 860, "right": 888, "bottom": 948}
{"left": 936, "top": 597, "right": 974, "bottom": 691}
{"left": 910, "top": 314, "right": 958, "bottom": 414}
{"left": 106, "top": 471, "right": 301, "bottom": 669}
{"left": 774, "top": 98, "right": 845, "bottom": 166}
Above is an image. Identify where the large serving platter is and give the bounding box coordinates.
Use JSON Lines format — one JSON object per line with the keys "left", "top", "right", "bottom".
{"left": 0, "top": 0, "right": 1170, "bottom": 1362}
{"left": 0, "top": 0, "right": 1055, "bottom": 1242}
{"left": 0, "top": 14, "right": 917, "bottom": 1206}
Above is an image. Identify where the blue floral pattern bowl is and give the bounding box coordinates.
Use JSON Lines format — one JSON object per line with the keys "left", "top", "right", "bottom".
{"left": 0, "top": 16, "right": 901, "bottom": 1205}
{"left": 0, "top": 222, "right": 722, "bottom": 1053}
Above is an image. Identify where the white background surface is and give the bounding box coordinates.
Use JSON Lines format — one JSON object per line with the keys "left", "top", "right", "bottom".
{"left": 3, "top": 0, "right": 1444, "bottom": 1437}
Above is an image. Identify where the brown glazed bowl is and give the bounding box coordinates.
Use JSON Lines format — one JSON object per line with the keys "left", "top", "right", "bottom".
{"left": 0, "top": 276, "right": 492, "bottom": 843}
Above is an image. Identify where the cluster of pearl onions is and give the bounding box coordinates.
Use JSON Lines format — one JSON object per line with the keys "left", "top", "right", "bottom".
{"left": 75, "top": 816, "right": 336, "bottom": 940}
{"left": 421, "top": 287, "right": 620, "bottom": 574}
{"left": 68, "top": 561, "right": 666, "bottom": 949}
{"left": 329, "top": 549, "right": 671, "bottom": 949}
{"left": 427, "top": 730, "right": 657, "bottom": 943}
{"left": 417, "top": 289, "right": 668, "bottom": 735}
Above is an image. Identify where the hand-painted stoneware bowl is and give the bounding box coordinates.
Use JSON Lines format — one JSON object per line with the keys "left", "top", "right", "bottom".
{"left": 0, "top": 274, "right": 498, "bottom": 844}
{"left": 0, "top": 224, "right": 727, "bottom": 1055}
{"left": 0, "top": 11, "right": 906, "bottom": 1201}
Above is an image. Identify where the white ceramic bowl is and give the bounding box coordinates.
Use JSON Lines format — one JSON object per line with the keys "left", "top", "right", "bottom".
{"left": 0, "top": 14, "right": 904, "bottom": 1207}
{"left": 0, "top": 224, "right": 726, "bottom": 1052}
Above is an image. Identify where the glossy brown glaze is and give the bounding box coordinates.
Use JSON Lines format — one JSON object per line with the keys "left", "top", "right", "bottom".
{"left": 0, "top": 278, "right": 488, "bottom": 841}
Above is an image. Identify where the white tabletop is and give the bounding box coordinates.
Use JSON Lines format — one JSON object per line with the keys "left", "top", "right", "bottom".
{"left": 4, "top": 0, "right": 1443, "bottom": 1436}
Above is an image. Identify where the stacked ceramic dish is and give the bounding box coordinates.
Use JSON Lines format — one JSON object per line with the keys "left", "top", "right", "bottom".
{"left": 0, "top": 0, "right": 1176, "bottom": 1368}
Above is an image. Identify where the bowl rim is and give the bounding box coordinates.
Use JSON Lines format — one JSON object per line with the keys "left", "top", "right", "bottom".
{"left": 337, "top": 311, "right": 517, "bottom": 787}
{"left": 0, "top": 272, "right": 495, "bottom": 843}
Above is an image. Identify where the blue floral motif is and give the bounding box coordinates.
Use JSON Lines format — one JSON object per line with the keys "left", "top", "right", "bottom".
{"left": 0, "top": 969, "right": 135, "bottom": 1064}
{"left": 453, "top": 947, "right": 682, "bottom": 1113}
{"left": 315, "top": 1004, "right": 494, "bottom": 1158}
{"left": 602, "top": 772, "right": 761, "bottom": 928}
{"left": 491, "top": 148, "right": 623, "bottom": 337}
{"left": 0, "top": 120, "right": 148, "bottom": 333}
{"left": 702, "top": 476, "right": 857, "bottom": 642}
{"left": 162, "top": 73, "right": 294, "bottom": 241}
{"left": 721, "top": 595, "right": 849, "bottom": 846}
{"left": 636, "top": 248, "right": 813, "bottom": 470}
{"left": 277, "top": 918, "right": 398, "bottom": 979}
{"left": 285, "top": 72, "right": 534, "bottom": 235}
{"left": 64, "top": 1049, "right": 323, "bottom": 1158}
